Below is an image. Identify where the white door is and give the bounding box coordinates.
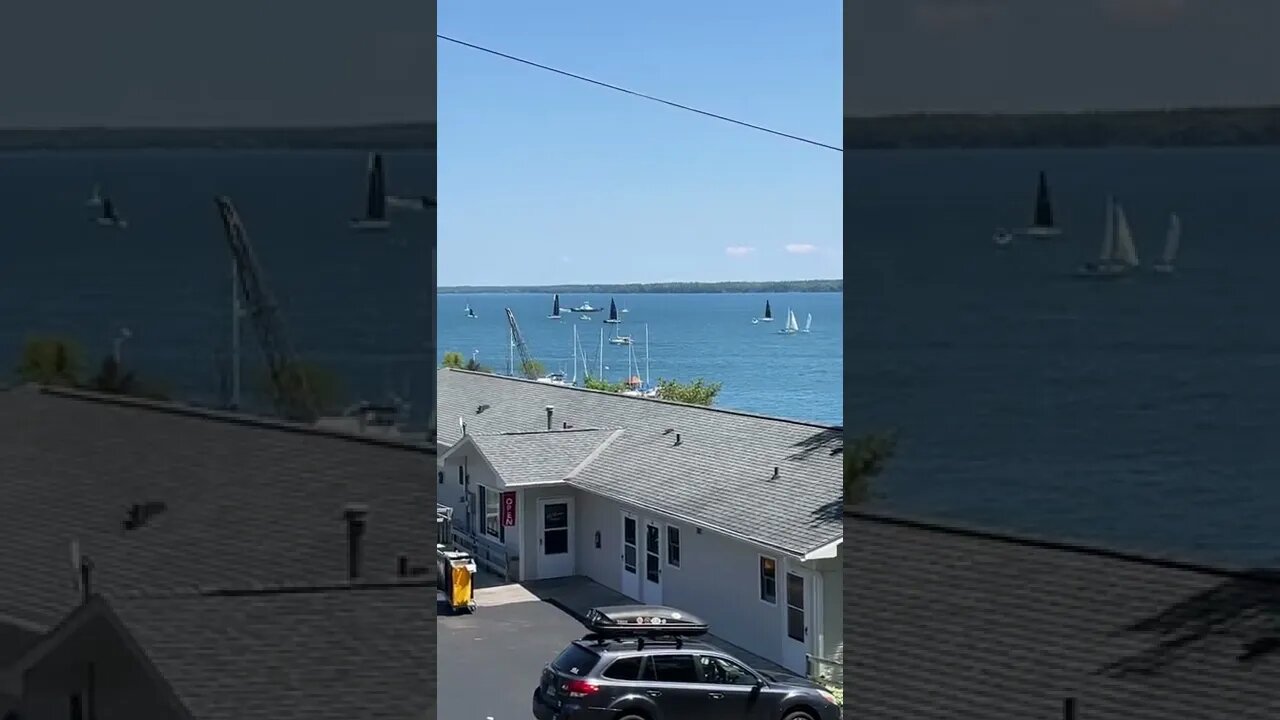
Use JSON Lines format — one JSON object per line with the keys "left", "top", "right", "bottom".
{"left": 781, "top": 568, "right": 811, "bottom": 674}
{"left": 641, "top": 520, "right": 663, "bottom": 604}
{"left": 620, "top": 512, "right": 640, "bottom": 599}
{"left": 536, "top": 498, "right": 574, "bottom": 579}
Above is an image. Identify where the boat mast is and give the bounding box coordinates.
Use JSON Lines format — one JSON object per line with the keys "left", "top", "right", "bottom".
{"left": 598, "top": 328, "right": 604, "bottom": 379}
{"left": 508, "top": 326, "right": 515, "bottom": 376}
{"left": 644, "top": 324, "right": 650, "bottom": 388}
{"left": 571, "top": 325, "right": 578, "bottom": 385}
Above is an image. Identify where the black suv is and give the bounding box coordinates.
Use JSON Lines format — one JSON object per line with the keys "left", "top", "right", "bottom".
{"left": 531, "top": 605, "right": 840, "bottom": 720}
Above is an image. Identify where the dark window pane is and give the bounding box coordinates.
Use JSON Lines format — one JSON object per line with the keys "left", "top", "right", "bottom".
{"left": 698, "top": 656, "right": 757, "bottom": 686}
{"left": 545, "top": 528, "right": 568, "bottom": 555}
{"left": 624, "top": 545, "right": 637, "bottom": 572}
{"left": 667, "top": 526, "right": 680, "bottom": 567}
{"left": 638, "top": 656, "right": 656, "bottom": 681}
{"left": 544, "top": 503, "right": 568, "bottom": 529}
{"left": 646, "top": 524, "right": 659, "bottom": 553}
{"left": 624, "top": 517, "right": 636, "bottom": 544}
{"left": 786, "top": 573, "right": 805, "bottom": 610}
{"left": 552, "top": 645, "right": 599, "bottom": 677}
{"left": 787, "top": 607, "right": 805, "bottom": 642}
{"left": 602, "top": 656, "right": 643, "bottom": 680}
{"left": 646, "top": 552, "right": 660, "bottom": 583}
{"left": 760, "top": 557, "right": 777, "bottom": 603}
{"left": 651, "top": 654, "right": 698, "bottom": 683}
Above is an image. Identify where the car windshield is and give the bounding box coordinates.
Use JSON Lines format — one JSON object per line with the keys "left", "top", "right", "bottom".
{"left": 551, "top": 644, "right": 600, "bottom": 677}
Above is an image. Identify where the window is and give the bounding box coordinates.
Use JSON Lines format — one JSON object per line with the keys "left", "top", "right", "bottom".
{"left": 482, "top": 486, "right": 501, "bottom": 538}
{"left": 759, "top": 556, "right": 777, "bottom": 604}
{"left": 786, "top": 572, "right": 806, "bottom": 642}
{"left": 666, "top": 525, "right": 680, "bottom": 568}
{"left": 602, "top": 656, "right": 644, "bottom": 680}
{"left": 457, "top": 463, "right": 464, "bottom": 485}
{"left": 437, "top": 471, "right": 444, "bottom": 485}
{"left": 696, "top": 655, "right": 758, "bottom": 686}
{"left": 643, "top": 654, "right": 699, "bottom": 683}
{"left": 551, "top": 645, "right": 600, "bottom": 677}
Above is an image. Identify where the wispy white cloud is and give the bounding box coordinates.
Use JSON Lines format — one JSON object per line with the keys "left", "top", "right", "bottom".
{"left": 724, "top": 245, "right": 756, "bottom": 257}
{"left": 785, "top": 243, "right": 819, "bottom": 254}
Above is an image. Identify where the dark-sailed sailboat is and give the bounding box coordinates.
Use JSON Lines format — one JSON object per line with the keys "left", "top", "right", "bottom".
{"left": 1025, "top": 170, "right": 1062, "bottom": 237}
{"left": 349, "top": 152, "right": 391, "bottom": 231}
{"left": 760, "top": 300, "right": 774, "bottom": 322}
{"left": 548, "top": 293, "right": 562, "bottom": 319}
{"left": 604, "top": 298, "right": 622, "bottom": 324}
{"left": 95, "top": 196, "right": 127, "bottom": 228}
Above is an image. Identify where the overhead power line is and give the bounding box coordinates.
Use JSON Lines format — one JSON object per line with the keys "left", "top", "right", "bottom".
{"left": 438, "top": 34, "right": 842, "bottom": 153}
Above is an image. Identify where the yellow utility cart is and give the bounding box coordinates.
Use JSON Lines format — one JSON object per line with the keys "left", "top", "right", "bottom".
{"left": 437, "top": 548, "right": 477, "bottom": 614}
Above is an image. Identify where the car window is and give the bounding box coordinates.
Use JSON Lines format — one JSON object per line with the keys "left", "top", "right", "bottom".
{"left": 601, "top": 656, "right": 644, "bottom": 680}
{"left": 697, "top": 655, "right": 758, "bottom": 686}
{"left": 552, "top": 645, "right": 600, "bottom": 677}
{"left": 647, "top": 654, "right": 699, "bottom": 683}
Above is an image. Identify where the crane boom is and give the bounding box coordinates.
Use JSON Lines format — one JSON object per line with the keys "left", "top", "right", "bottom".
{"left": 504, "top": 308, "right": 539, "bottom": 379}
{"left": 215, "top": 196, "right": 318, "bottom": 422}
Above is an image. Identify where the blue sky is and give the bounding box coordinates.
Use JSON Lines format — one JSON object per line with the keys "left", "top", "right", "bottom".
{"left": 437, "top": 2, "right": 842, "bottom": 286}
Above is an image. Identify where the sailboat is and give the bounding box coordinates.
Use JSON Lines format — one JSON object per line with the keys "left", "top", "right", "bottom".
{"left": 85, "top": 183, "right": 103, "bottom": 207}
{"left": 547, "top": 294, "right": 562, "bottom": 319}
{"left": 464, "top": 303, "right": 476, "bottom": 318}
{"left": 777, "top": 309, "right": 800, "bottom": 335}
{"left": 604, "top": 299, "right": 622, "bottom": 324}
{"left": 1154, "top": 213, "right": 1181, "bottom": 274}
{"left": 349, "top": 152, "right": 391, "bottom": 231}
{"left": 571, "top": 300, "right": 602, "bottom": 313}
{"left": 94, "top": 197, "right": 127, "bottom": 228}
{"left": 1023, "top": 171, "right": 1062, "bottom": 237}
{"left": 759, "top": 300, "right": 774, "bottom": 323}
{"left": 1077, "top": 196, "right": 1139, "bottom": 278}
{"left": 802, "top": 313, "right": 812, "bottom": 333}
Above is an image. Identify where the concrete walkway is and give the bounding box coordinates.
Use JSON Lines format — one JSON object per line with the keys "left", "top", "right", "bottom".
{"left": 517, "top": 575, "right": 792, "bottom": 676}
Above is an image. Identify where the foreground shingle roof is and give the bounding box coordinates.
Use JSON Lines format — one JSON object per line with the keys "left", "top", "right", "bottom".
{"left": 0, "top": 385, "right": 433, "bottom": 628}
{"left": 437, "top": 368, "right": 842, "bottom": 557}
{"left": 107, "top": 583, "right": 433, "bottom": 720}
{"left": 845, "top": 511, "right": 1280, "bottom": 720}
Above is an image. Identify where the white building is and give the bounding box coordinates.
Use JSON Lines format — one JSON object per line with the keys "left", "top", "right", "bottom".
{"left": 437, "top": 367, "right": 842, "bottom": 676}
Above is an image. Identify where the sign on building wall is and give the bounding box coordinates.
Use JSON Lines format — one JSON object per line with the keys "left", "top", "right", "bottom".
{"left": 501, "top": 491, "right": 517, "bottom": 527}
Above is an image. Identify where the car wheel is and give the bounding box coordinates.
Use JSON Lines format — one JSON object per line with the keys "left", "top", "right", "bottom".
{"left": 782, "top": 711, "right": 816, "bottom": 720}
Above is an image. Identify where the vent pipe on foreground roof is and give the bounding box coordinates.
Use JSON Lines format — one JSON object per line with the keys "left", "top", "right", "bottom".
{"left": 771, "top": 466, "right": 780, "bottom": 480}
{"left": 343, "top": 504, "right": 369, "bottom": 580}
{"left": 546, "top": 405, "right": 555, "bottom": 431}
{"left": 79, "top": 555, "right": 94, "bottom": 603}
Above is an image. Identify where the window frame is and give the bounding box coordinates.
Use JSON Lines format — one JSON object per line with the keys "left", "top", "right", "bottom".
{"left": 758, "top": 554, "right": 778, "bottom": 605}
{"left": 665, "top": 524, "right": 681, "bottom": 569}
{"left": 481, "top": 486, "right": 502, "bottom": 540}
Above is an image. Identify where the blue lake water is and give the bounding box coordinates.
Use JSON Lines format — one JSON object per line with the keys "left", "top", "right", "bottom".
{"left": 847, "top": 147, "right": 1280, "bottom": 567}
{"left": 436, "top": 292, "right": 843, "bottom": 426}
{"left": 0, "top": 150, "right": 435, "bottom": 422}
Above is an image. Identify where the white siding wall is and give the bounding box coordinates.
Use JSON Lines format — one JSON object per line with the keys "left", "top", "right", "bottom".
{"left": 517, "top": 485, "right": 581, "bottom": 581}
{"left": 814, "top": 555, "right": 843, "bottom": 665}
{"left": 572, "top": 490, "right": 787, "bottom": 666}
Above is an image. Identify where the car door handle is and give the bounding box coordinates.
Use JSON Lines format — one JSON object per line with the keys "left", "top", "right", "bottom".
{"left": 646, "top": 690, "right": 662, "bottom": 698}
{"left": 707, "top": 692, "right": 725, "bottom": 699}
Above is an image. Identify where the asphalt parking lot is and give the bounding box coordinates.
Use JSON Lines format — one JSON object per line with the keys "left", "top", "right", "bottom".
{"left": 438, "top": 592, "right": 587, "bottom": 720}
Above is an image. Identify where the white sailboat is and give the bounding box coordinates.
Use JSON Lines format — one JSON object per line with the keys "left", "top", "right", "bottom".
{"left": 802, "top": 313, "right": 812, "bottom": 333}
{"left": 464, "top": 303, "right": 476, "bottom": 318}
{"left": 86, "top": 183, "right": 103, "bottom": 207}
{"left": 349, "top": 152, "right": 391, "bottom": 231}
{"left": 778, "top": 309, "right": 800, "bottom": 335}
{"left": 1154, "top": 213, "right": 1181, "bottom": 274}
{"left": 1077, "top": 196, "right": 1138, "bottom": 278}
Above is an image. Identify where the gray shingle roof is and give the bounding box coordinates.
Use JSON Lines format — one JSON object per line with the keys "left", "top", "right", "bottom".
{"left": 846, "top": 511, "right": 1280, "bottom": 720}
{"left": 0, "top": 385, "right": 433, "bottom": 628}
{"left": 464, "top": 428, "right": 618, "bottom": 487}
{"left": 109, "top": 584, "right": 433, "bottom": 720}
{"left": 438, "top": 368, "right": 841, "bottom": 557}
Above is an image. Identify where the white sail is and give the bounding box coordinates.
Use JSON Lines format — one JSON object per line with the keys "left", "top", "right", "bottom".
{"left": 804, "top": 313, "right": 812, "bottom": 332}
{"left": 1099, "top": 196, "right": 1115, "bottom": 261}
{"left": 1161, "top": 213, "right": 1181, "bottom": 265}
{"left": 1113, "top": 203, "right": 1139, "bottom": 267}
{"left": 785, "top": 310, "right": 800, "bottom": 333}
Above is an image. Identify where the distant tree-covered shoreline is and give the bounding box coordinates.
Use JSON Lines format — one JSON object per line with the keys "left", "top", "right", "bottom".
{"left": 847, "top": 107, "right": 1280, "bottom": 149}
{"left": 438, "top": 279, "right": 842, "bottom": 294}
{"left": 0, "top": 123, "right": 435, "bottom": 150}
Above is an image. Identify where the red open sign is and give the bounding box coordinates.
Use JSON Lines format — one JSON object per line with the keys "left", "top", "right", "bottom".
{"left": 501, "top": 492, "right": 516, "bottom": 527}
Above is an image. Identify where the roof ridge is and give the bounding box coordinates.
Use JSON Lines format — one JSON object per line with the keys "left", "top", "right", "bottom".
{"left": 847, "top": 509, "right": 1278, "bottom": 581}
{"left": 474, "top": 427, "right": 611, "bottom": 437}
{"left": 442, "top": 367, "right": 841, "bottom": 430}
{"left": 37, "top": 385, "right": 433, "bottom": 455}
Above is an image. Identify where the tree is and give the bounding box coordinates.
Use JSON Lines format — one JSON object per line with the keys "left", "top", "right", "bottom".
{"left": 655, "top": 378, "right": 721, "bottom": 406}
{"left": 583, "top": 376, "right": 627, "bottom": 393}
{"left": 258, "top": 360, "right": 345, "bottom": 422}
{"left": 441, "top": 351, "right": 465, "bottom": 369}
{"left": 845, "top": 432, "right": 897, "bottom": 505}
{"left": 86, "top": 355, "right": 171, "bottom": 401}
{"left": 16, "top": 337, "right": 85, "bottom": 387}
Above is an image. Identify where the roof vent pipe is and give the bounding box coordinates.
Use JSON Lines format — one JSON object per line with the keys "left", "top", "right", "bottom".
{"left": 546, "top": 405, "right": 555, "bottom": 431}
{"left": 343, "top": 504, "right": 369, "bottom": 580}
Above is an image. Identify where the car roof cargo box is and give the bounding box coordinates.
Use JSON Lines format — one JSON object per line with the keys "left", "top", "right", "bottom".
{"left": 584, "top": 605, "right": 710, "bottom": 638}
